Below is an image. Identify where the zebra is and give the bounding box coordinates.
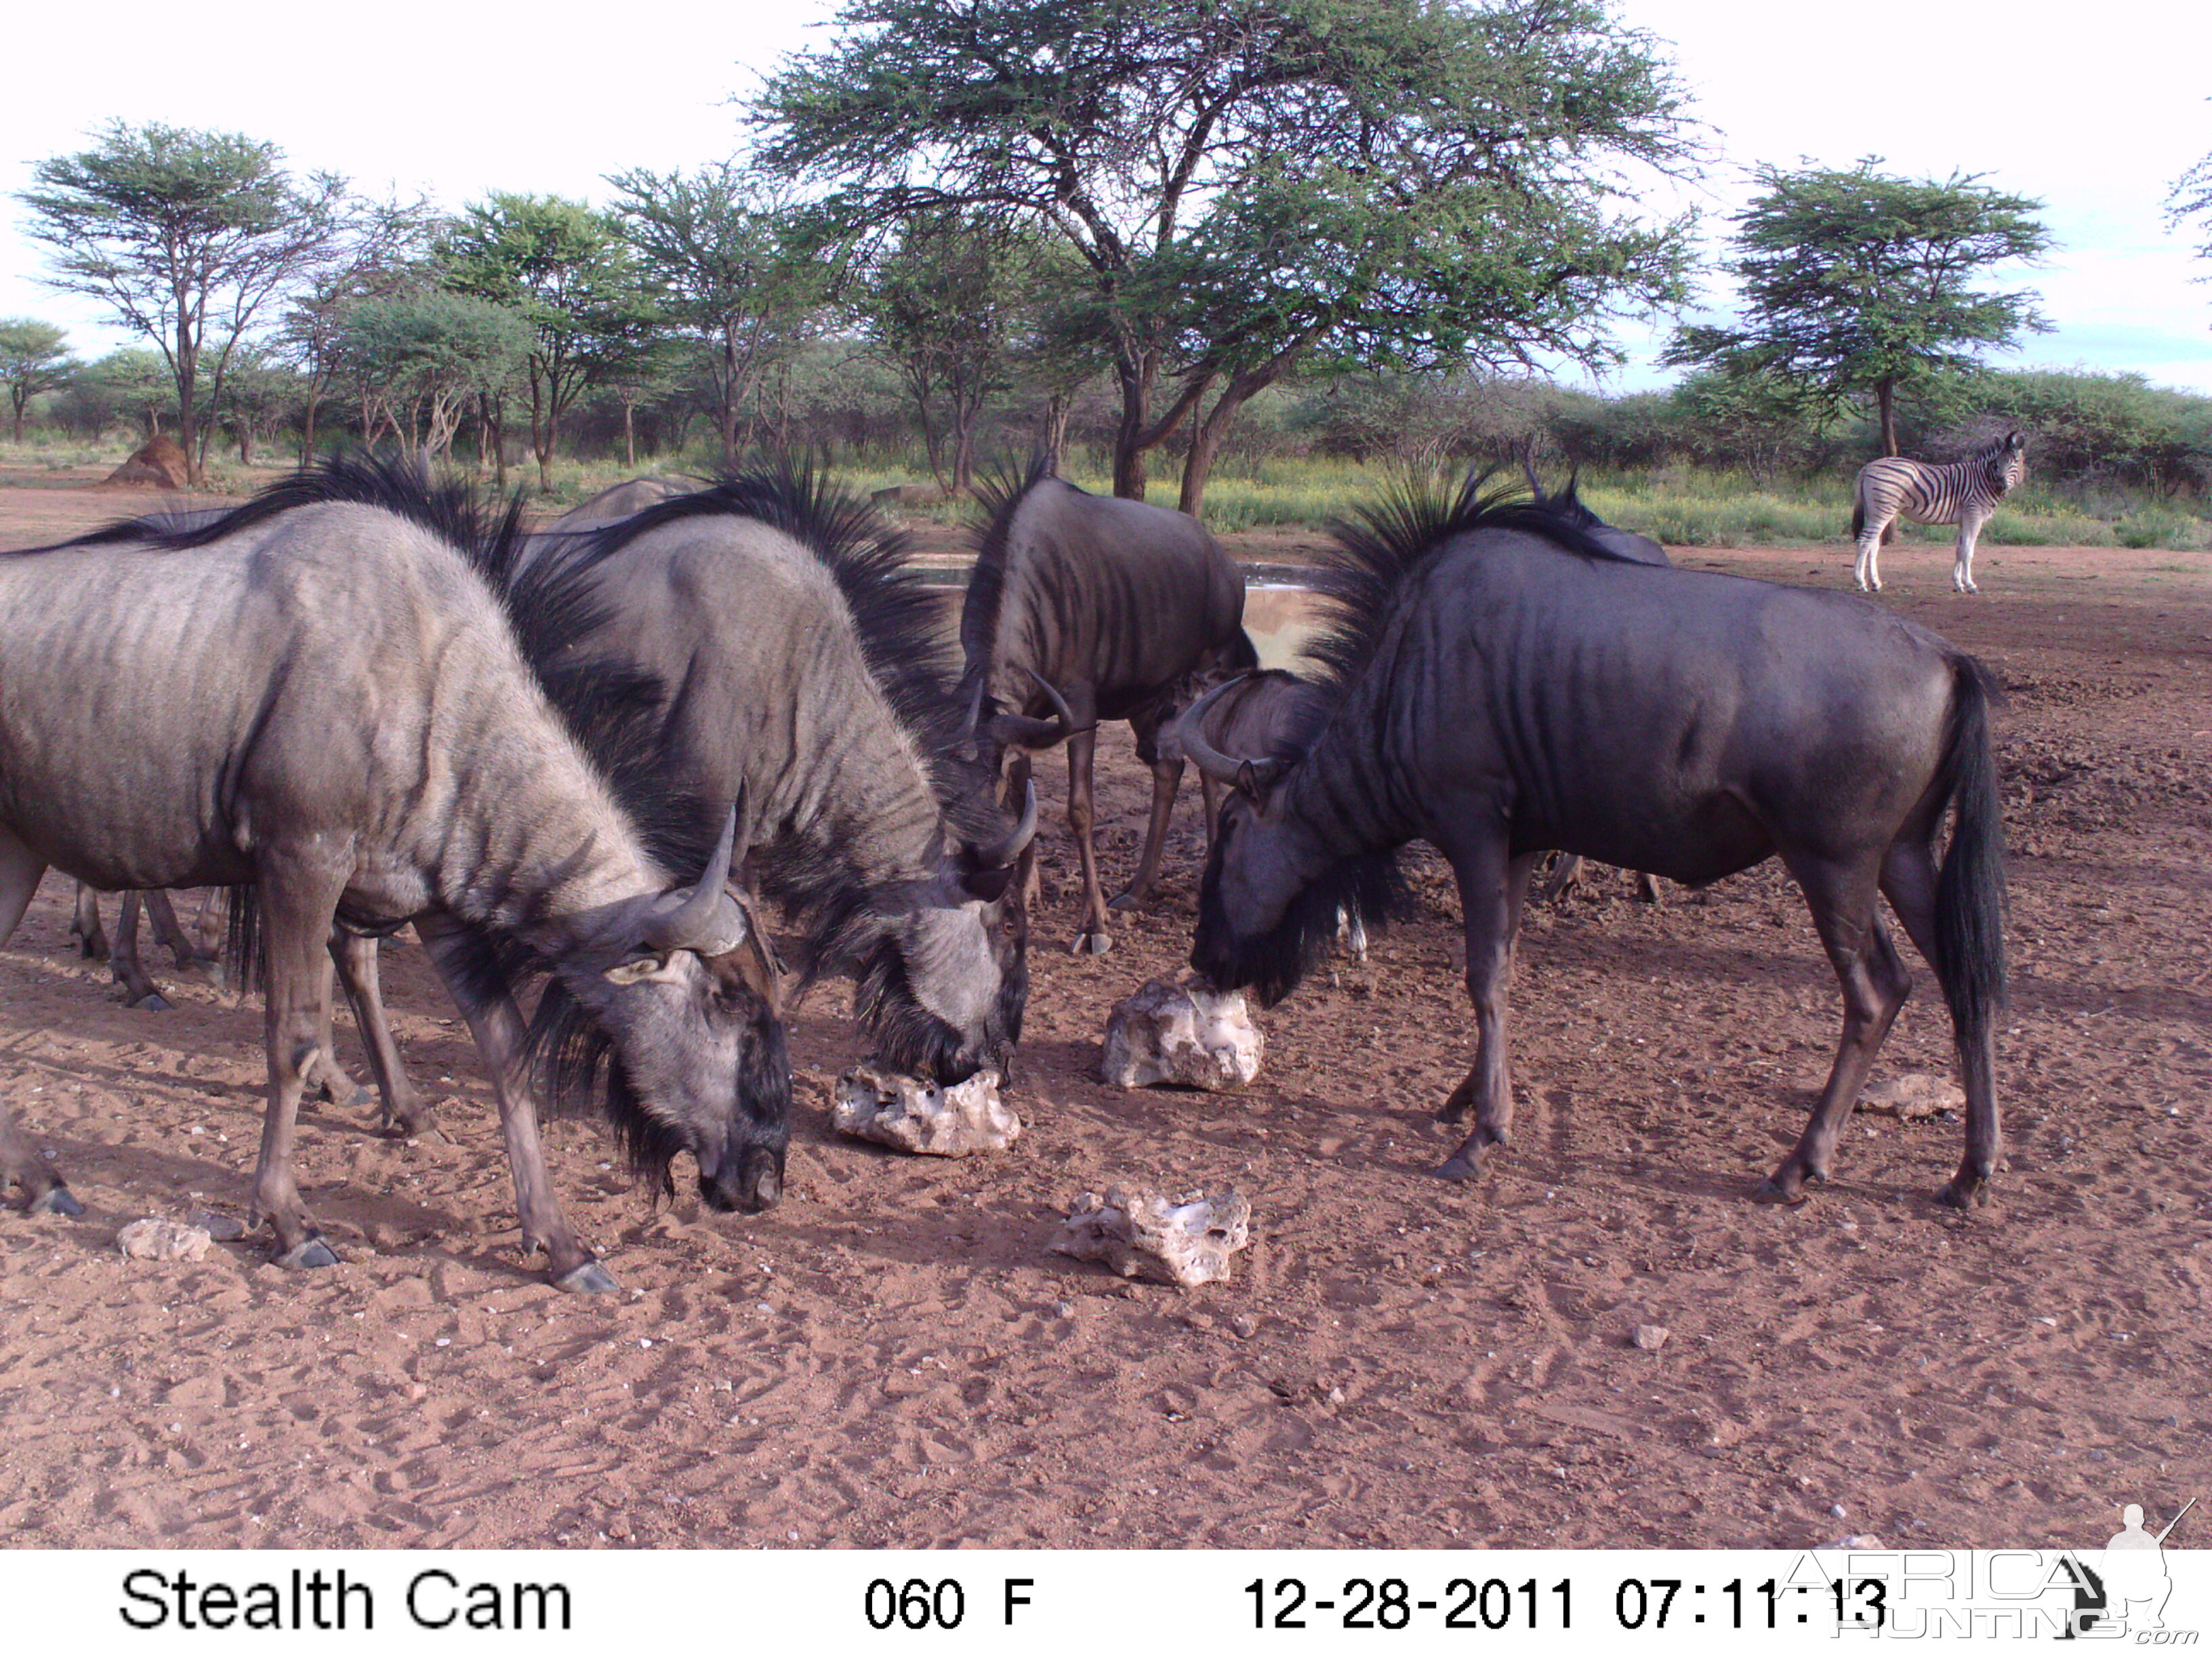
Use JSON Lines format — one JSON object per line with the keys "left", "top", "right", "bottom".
{"left": 1851, "top": 429, "right": 2026, "bottom": 595}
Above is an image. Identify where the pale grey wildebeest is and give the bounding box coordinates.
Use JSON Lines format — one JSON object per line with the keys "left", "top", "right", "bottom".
{"left": 493, "top": 465, "right": 1035, "bottom": 1084}
{"left": 960, "top": 459, "right": 1256, "bottom": 955}
{"left": 1183, "top": 475, "right": 2007, "bottom": 1208}
{"left": 0, "top": 456, "right": 790, "bottom": 1290}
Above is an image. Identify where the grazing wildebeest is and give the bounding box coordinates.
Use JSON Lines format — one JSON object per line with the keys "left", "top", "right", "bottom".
{"left": 0, "top": 457, "right": 790, "bottom": 1289}
{"left": 491, "top": 465, "right": 1034, "bottom": 1084}
{"left": 1851, "top": 430, "right": 2026, "bottom": 595}
{"left": 960, "top": 459, "right": 1256, "bottom": 954}
{"left": 1183, "top": 476, "right": 2006, "bottom": 1208}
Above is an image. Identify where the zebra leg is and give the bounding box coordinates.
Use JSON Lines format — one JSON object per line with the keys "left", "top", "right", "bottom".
{"left": 1854, "top": 519, "right": 1888, "bottom": 592}
{"left": 1953, "top": 509, "right": 1988, "bottom": 594}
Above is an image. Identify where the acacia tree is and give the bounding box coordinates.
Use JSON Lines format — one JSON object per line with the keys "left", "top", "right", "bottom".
{"left": 440, "top": 194, "right": 660, "bottom": 491}
{"left": 605, "top": 163, "right": 827, "bottom": 468}
{"left": 2170, "top": 138, "right": 2212, "bottom": 293}
{"left": 1664, "top": 159, "right": 2052, "bottom": 457}
{"left": 16, "top": 122, "right": 347, "bottom": 482}
{"left": 335, "top": 290, "right": 533, "bottom": 459}
{"left": 0, "top": 319, "right": 81, "bottom": 443}
{"left": 756, "top": 0, "right": 1697, "bottom": 509}
{"left": 278, "top": 192, "right": 439, "bottom": 463}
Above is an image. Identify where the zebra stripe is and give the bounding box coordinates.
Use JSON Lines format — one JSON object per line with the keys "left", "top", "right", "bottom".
{"left": 1851, "top": 429, "right": 2026, "bottom": 596}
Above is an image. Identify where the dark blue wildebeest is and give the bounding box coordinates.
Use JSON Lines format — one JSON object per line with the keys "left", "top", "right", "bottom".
{"left": 0, "top": 457, "right": 790, "bottom": 1290}
{"left": 1183, "top": 475, "right": 2006, "bottom": 1208}
{"left": 959, "top": 458, "right": 1256, "bottom": 956}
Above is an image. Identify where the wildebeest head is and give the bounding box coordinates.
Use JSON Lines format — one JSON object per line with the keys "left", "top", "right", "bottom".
{"left": 1179, "top": 679, "right": 1399, "bottom": 1008}
{"left": 539, "top": 811, "right": 791, "bottom": 1214}
{"left": 853, "top": 781, "right": 1037, "bottom": 1084}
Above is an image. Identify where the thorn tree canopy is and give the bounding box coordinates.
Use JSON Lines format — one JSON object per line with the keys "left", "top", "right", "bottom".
{"left": 1664, "top": 158, "right": 2052, "bottom": 458}
{"left": 0, "top": 319, "right": 82, "bottom": 443}
{"left": 16, "top": 121, "right": 347, "bottom": 483}
{"left": 754, "top": 0, "right": 1700, "bottom": 508}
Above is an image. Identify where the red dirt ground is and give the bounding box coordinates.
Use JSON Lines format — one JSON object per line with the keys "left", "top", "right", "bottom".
{"left": 1, "top": 473, "right": 2206, "bottom": 1549}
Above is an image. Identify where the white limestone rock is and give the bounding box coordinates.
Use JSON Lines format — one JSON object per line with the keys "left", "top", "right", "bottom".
{"left": 831, "top": 1063, "right": 1019, "bottom": 1157}
{"left": 1049, "top": 1187, "right": 1252, "bottom": 1288}
{"left": 1858, "top": 1072, "right": 1965, "bottom": 1120}
{"left": 117, "top": 1218, "right": 212, "bottom": 1263}
{"left": 1101, "top": 979, "right": 1263, "bottom": 1091}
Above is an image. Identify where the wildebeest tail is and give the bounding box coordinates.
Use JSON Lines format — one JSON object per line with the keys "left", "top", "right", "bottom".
{"left": 1933, "top": 655, "right": 2007, "bottom": 1055}
{"left": 224, "top": 886, "right": 263, "bottom": 996}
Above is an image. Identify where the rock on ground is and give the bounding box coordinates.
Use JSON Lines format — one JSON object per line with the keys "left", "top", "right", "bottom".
{"left": 1101, "top": 979, "right": 1263, "bottom": 1090}
{"left": 1858, "top": 1072, "right": 1965, "bottom": 1120}
{"left": 831, "top": 1063, "right": 1019, "bottom": 1156}
{"left": 1049, "top": 1187, "right": 1252, "bottom": 1288}
{"left": 117, "top": 1218, "right": 212, "bottom": 1262}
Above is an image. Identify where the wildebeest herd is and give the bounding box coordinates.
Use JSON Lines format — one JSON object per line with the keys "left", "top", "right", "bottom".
{"left": 0, "top": 453, "right": 2007, "bottom": 1289}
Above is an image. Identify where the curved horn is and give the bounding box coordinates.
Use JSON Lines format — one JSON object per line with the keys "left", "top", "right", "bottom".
{"left": 986, "top": 665, "right": 1081, "bottom": 750}
{"left": 1019, "top": 665, "right": 1077, "bottom": 736}
{"left": 970, "top": 778, "right": 1038, "bottom": 871}
{"left": 644, "top": 802, "right": 748, "bottom": 955}
{"left": 1176, "top": 674, "right": 1284, "bottom": 792}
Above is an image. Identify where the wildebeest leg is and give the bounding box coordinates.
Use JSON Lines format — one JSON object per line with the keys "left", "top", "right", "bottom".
{"left": 413, "top": 914, "right": 615, "bottom": 1292}
{"left": 245, "top": 857, "right": 349, "bottom": 1269}
{"left": 144, "top": 890, "right": 212, "bottom": 972}
{"left": 1878, "top": 841, "right": 2001, "bottom": 1208}
{"left": 328, "top": 934, "right": 434, "bottom": 1139}
{"left": 304, "top": 952, "right": 371, "bottom": 1108}
{"left": 1109, "top": 751, "right": 1185, "bottom": 913}
{"left": 1066, "top": 726, "right": 1112, "bottom": 955}
{"left": 1435, "top": 842, "right": 1542, "bottom": 1181}
{"left": 0, "top": 834, "right": 81, "bottom": 1216}
{"left": 1753, "top": 858, "right": 1911, "bottom": 1204}
{"left": 108, "top": 890, "right": 174, "bottom": 1010}
{"left": 1953, "top": 507, "right": 1989, "bottom": 595}
{"left": 1536, "top": 853, "right": 1583, "bottom": 903}
{"left": 68, "top": 883, "right": 107, "bottom": 960}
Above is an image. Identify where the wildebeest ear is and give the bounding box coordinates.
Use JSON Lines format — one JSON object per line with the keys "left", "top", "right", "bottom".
{"left": 604, "top": 951, "right": 680, "bottom": 986}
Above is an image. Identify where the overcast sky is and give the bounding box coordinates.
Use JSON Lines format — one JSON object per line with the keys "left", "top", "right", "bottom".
{"left": 3, "top": 0, "right": 2207, "bottom": 394}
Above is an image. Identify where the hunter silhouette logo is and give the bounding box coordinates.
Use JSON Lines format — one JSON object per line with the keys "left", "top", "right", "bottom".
{"left": 2097, "top": 1498, "right": 2195, "bottom": 1637}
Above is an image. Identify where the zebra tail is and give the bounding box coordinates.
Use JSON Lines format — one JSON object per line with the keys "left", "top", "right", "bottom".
{"left": 1933, "top": 656, "right": 2007, "bottom": 1071}
{"left": 1850, "top": 497, "right": 1865, "bottom": 543}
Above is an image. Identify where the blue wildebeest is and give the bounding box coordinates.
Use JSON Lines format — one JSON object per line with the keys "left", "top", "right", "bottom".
{"left": 960, "top": 460, "right": 1256, "bottom": 955}
{"left": 0, "top": 457, "right": 790, "bottom": 1290}
{"left": 1851, "top": 430, "right": 2026, "bottom": 595}
{"left": 495, "top": 466, "right": 1034, "bottom": 1084}
{"left": 1183, "top": 476, "right": 2007, "bottom": 1208}
{"left": 70, "top": 884, "right": 223, "bottom": 1006}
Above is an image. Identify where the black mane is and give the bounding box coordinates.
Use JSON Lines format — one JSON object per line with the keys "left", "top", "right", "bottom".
{"left": 1298, "top": 473, "right": 1637, "bottom": 737}
{"left": 962, "top": 452, "right": 1057, "bottom": 677}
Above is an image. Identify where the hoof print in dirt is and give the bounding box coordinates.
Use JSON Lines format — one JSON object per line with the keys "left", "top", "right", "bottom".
{"left": 1857, "top": 1072, "right": 1965, "bottom": 1120}
{"left": 1048, "top": 1187, "right": 1252, "bottom": 1288}
{"left": 1101, "top": 979, "right": 1263, "bottom": 1091}
{"left": 117, "top": 1218, "right": 212, "bottom": 1262}
{"left": 832, "top": 1061, "right": 1019, "bottom": 1157}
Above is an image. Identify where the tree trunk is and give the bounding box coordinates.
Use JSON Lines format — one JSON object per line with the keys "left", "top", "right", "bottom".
{"left": 1877, "top": 381, "right": 1899, "bottom": 458}
{"left": 1041, "top": 392, "right": 1071, "bottom": 475}
{"left": 623, "top": 400, "right": 637, "bottom": 470}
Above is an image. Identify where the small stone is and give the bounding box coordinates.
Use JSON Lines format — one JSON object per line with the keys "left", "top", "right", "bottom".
{"left": 832, "top": 1063, "right": 1019, "bottom": 1157}
{"left": 1633, "top": 1323, "right": 1671, "bottom": 1351}
{"left": 1858, "top": 1072, "right": 1965, "bottom": 1120}
{"left": 117, "top": 1219, "right": 212, "bottom": 1263}
{"left": 1101, "top": 980, "right": 1263, "bottom": 1091}
{"left": 1231, "top": 1313, "right": 1258, "bottom": 1339}
{"left": 1048, "top": 1187, "right": 1252, "bottom": 1288}
{"left": 1830, "top": 1504, "right": 1849, "bottom": 1519}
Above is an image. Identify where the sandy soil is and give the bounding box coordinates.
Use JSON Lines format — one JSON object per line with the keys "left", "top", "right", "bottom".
{"left": 1, "top": 475, "right": 2207, "bottom": 1550}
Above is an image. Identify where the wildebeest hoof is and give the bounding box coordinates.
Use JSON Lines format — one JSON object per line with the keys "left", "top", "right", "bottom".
{"left": 1433, "top": 1153, "right": 1486, "bottom": 1182}
{"left": 130, "top": 991, "right": 173, "bottom": 1012}
{"left": 1934, "top": 1178, "right": 1988, "bottom": 1210}
{"left": 29, "top": 1185, "right": 85, "bottom": 1218}
{"left": 554, "top": 1258, "right": 620, "bottom": 1294}
{"left": 276, "top": 1234, "right": 340, "bottom": 1270}
{"left": 1750, "top": 1175, "right": 1811, "bottom": 1206}
{"left": 1071, "top": 930, "right": 1113, "bottom": 956}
